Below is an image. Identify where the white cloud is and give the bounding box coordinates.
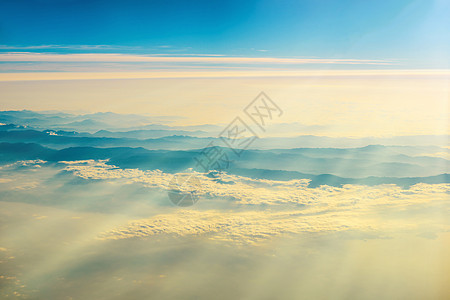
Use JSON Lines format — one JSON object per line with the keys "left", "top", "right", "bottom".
{"left": 62, "top": 160, "right": 450, "bottom": 208}
{"left": 0, "top": 52, "right": 393, "bottom": 65}
{"left": 2, "top": 160, "right": 47, "bottom": 169}
{"left": 99, "top": 204, "right": 449, "bottom": 244}
{"left": 0, "top": 44, "right": 141, "bottom": 50}
{"left": 60, "top": 160, "right": 450, "bottom": 244}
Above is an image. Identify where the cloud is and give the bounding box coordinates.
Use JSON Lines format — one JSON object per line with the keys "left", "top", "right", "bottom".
{"left": 0, "top": 52, "right": 398, "bottom": 79}
{"left": 0, "top": 52, "right": 393, "bottom": 65}
{"left": 99, "top": 200, "right": 449, "bottom": 244}
{"left": 1, "top": 69, "right": 448, "bottom": 82}
{"left": 2, "top": 160, "right": 47, "bottom": 169}
{"left": 62, "top": 160, "right": 450, "bottom": 207}
{"left": 59, "top": 160, "right": 450, "bottom": 244}
{"left": 22, "top": 159, "right": 47, "bottom": 166}
{"left": 98, "top": 209, "right": 374, "bottom": 244}
{"left": 0, "top": 45, "right": 141, "bottom": 51}
{"left": 0, "top": 160, "right": 48, "bottom": 190}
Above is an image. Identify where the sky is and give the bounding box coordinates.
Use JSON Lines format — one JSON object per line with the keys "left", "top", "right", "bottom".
{"left": 0, "top": 0, "right": 448, "bottom": 136}
{"left": 0, "top": 0, "right": 448, "bottom": 67}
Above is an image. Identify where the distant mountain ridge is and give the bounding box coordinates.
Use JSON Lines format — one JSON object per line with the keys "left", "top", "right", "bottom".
{"left": 0, "top": 109, "right": 448, "bottom": 184}
{"left": 1, "top": 142, "right": 448, "bottom": 181}
{"left": 0, "top": 125, "right": 449, "bottom": 151}
{"left": 0, "top": 110, "right": 448, "bottom": 148}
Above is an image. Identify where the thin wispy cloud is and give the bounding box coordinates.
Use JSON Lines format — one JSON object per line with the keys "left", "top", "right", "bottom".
{"left": 0, "top": 52, "right": 393, "bottom": 65}
{"left": 1, "top": 69, "right": 448, "bottom": 82}
{"left": 0, "top": 45, "right": 143, "bottom": 51}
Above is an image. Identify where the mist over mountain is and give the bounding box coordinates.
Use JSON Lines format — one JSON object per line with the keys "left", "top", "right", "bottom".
{"left": 1, "top": 110, "right": 448, "bottom": 148}
{"left": 1, "top": 141, "right": 448, "bottom": 187}
{"left": 0, "top": 110, "right": 183, "bottom": 132}
{"left": 1, "top": 110, "right": 448, "bottom": 184}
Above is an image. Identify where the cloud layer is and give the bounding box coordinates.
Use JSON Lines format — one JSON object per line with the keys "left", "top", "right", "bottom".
{"left": 60, "top": 160, "right": 450, "bottom": 244}
{"left": 0, "top": 52, "right": 392, "bottom": 64}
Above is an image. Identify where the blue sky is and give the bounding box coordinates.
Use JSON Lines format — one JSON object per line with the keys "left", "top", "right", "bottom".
{"left": 0, "top": 0, "right": 448, "bottom": 68}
